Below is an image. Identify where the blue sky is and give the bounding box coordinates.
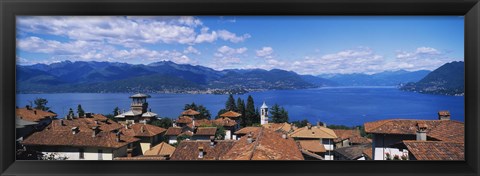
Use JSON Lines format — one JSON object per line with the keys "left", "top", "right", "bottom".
{"left": 16, "top": 16, "right": 464, "bottom": 75}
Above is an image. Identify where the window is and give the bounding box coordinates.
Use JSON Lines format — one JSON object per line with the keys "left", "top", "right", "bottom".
{"left": 79, "top": 149, "right": 84, "bottom": 159}
{"left": 98, "top": 149, "right": 103, "bottom": 160}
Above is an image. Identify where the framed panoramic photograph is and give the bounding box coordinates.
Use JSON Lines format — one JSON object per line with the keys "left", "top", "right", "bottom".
{"left": 1, "top": 0, "right": 479, "bottom": 176}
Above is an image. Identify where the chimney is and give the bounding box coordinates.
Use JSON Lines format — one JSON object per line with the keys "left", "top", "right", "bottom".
{"left": 141, "top": 126, "right": 145, "bottom": 133}
{"left": 210, "top": 136, "right": 215, "bottom": 147}
{"left": 307, "top": 123, "right": 312, "bottom": 130}
{"left": 247, "top": 132, "right": 253, "bottom": 144}
{"left": 282, "top": 133, "right": 287, "bottom": 139}
{"left": 92, "top": 126, "right": 99, "bottom": 137}
{"left": 26, "top": 105, "right": 31, "bottom": 110}
{"left": 115, "top": 131, "right": 121, "bottom": 142}
{"left": 416, "top": 122, "right": 428, "bottom": 141}
{"left": 438, "top": 111, "right": 451, "bottom": 120}
{"left": 198, "top": 147, "right": 204, "bottom": 159}
{"left": 86, "top": 112, "right": 92, "bottom": 118}
{"left": 60, "top": 119, "right": 65, "bottom": 126}
{"left": 34, "top": 110, "right": 37, "bottom": 115}
{"left": 71, "top": 127, "right": 79, "bottom": 134}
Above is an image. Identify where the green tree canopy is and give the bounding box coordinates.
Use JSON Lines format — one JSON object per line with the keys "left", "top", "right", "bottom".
{"left": 184, "top": 102, "right": 211, "bottom": 120}
{"left": 33, "top": 98, "right": 50, "bottom": 111}
{"left": 237, "top": 98, "right": 246, "bottom": 127}
{"left": 225, "top": 94, "right": 237, "bottom": 112}
{"left": 292, "top": 119, "right": 310, "bottom": 128}
{"left": 150, "top": 118, "right": 173, "bottom": 129}
{"left": 77, "top": 104, "right": 85, "bottom": 117}
{"left": 245, "top": 95, "right": 256, "bottom": 126}
{"left": 113, "top": 107, "right": 120, "bottom": 116}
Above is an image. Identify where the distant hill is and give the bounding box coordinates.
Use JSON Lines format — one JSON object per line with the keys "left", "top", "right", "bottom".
{"left": 318, "top": 70, "right": 431, "bottom": 86}
{"left": 17, "top": 61, "right": 325, "bottom": 94}
{"left": 400, "top": 61, "right": 464, "bottom": 96}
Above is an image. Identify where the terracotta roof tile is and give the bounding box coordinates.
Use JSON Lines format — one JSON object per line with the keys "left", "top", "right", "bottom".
{"left": 181, "top": 109, "right": 200, "bottom": 116}
{"left": 297, "top": 140, "right": 326, "bottom": 153}
{"left": 165, "top": 127, "right": 182, "bottom": 136}
{"left": 121, "top": 123, "right": 166, "bottom": 137}
{"left": 263, "top": 123, "right": 293, "bottom": 133}
{"left": 194, "top": 127, "right": 217, "bottom": 136}
{"left": 219, "top": 111, "right": 241, "bottom": 118}
{"left": 176, "top": 116, "right": 193, "bottom": 124}
{"left": 221, "top": 127, "right": 304, "bottom": 160}
{"left": 16, "top": 108, "right": 57, "bottom": 122}
{"left": 289, "top": 125, "right": 337, "bottom": 139}
{"left": 22, "top": 125, "right": 139, "bottom": 149}
{"left": 364, "top": 119, "right": 464, "bottom": 143}
{"left": 193, "top": 119, "right": 212, "bottom": 127}
{"left": 234, "top": 127, "right": 262, "bottom": 138}
{"left": 334, "top": 144, "right": 371, "bottom": 160}
{"left": 438, "top": 110, "right": 450, "bottom": 116}
{"left": 144, "top": 142, "right": 176, "bottom": 157}
{"left": 170, "top": 140, "right": 236, "bottom": 160}
{"left": 212, "top": 117, "right": 237, "bottom": 127}
{"left": 363, "top": 147, "right": 373, "bottom": 159}
{"left": 333, "top": 129, "right": 371, "bottom": 144}
{"left": 403, "top": 141, "right": 464, "bottom": 160}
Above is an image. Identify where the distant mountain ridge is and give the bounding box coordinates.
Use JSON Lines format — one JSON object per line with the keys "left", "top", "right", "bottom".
{"left": 400, "top": 61, "right": 464, "bottom": 96}
{"left": 318, "top": 70, "right": 431, "bottom": 86}
{"left": 17, "top": 61, "right": 329, "bottom": 94}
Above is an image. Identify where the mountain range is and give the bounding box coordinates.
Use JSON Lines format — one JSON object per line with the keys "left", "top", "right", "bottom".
{"left": 400, "top": 61, "right": 464, "bottom": 96}
{"left": 17, "top": 60, "right": 460, "bottom": 95}
{"left": 17, "top": 61, "right": 329, "bottom": 94}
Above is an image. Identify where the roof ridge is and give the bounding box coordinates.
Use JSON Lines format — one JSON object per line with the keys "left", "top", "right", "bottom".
{"left": 248, "top": 127, "right": 264, "bottom": 160}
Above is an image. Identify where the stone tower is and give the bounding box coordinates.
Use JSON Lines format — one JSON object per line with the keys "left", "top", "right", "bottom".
{"left": 260, "top": 101, "right": 269, "bottom": 125}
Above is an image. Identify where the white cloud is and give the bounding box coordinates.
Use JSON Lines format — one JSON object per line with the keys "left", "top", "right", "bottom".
{"left": 256, "top": 47, "right": 274, "bottom": 59}
{"left": 17, "top": 16, "right": 250, "bottom": 48}
{"left": 396, "top": 46, "right": 441, "bottom": 59}
{"left": 210, "top": 45, "right": 248, "bottom": 69}
{"left": 183, "top": 46, "right": 201, "bottom": 55}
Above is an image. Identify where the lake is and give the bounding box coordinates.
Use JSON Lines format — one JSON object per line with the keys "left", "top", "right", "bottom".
{"left": 16, "top": 87, "right": 465, "bottom": 126}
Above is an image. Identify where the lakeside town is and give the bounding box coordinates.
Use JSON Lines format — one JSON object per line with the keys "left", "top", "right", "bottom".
{"left": 15, "top": 93, "right": 464, "bottom": 161}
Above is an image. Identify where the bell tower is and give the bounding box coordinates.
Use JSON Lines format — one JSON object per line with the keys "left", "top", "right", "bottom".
{"left": 260, "top": 101, "right": 269, "bottom": 125}
{"left": 130, "top": 93, "right": 151, "bottom": 113}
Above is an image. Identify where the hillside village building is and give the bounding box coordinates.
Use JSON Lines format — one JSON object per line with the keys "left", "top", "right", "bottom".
{"left": 289, "top": 123, "right": 338, "bottom": 160}
{"left": 120, "top": 123, "right": 166, "bottom": 155}
{"left": 21, "top": 114, "right": 139, "bottom": 160}
{"left": 364, "top": 111, "right": 464, "bottom": 160}
{"left": 16, "top": 106, "right": 57, "bottom": 141}
{"left": 115, "top": 94, "right": 158, "bottom": 124}
{"left": 260, "top": 102, "right": 269, "bottom": 125}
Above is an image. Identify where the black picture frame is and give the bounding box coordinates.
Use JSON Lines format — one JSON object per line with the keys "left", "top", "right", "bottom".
{"left": 1, "top": 0, "right": 479, "bottom": 175}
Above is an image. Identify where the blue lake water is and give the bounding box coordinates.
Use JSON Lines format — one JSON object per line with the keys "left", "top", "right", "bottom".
{"left": 16, "top": 87, "right": 465, "bottom": 126}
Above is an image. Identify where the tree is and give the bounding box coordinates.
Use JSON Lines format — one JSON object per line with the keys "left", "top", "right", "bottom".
{"left": 270, "top": 104, "right": 281, "bottom": 123}
{"left": 67, "top": 108, "right": 74, "bottom": 119}
{"left": 150, "top": 118, "right": 173, "bottom": 129}
{"left": 216, "top": 109, "right": 228, "bottom": 119}
{"left": 279, "top": 107, "right": 289, "bottom": 123}
{"left": 113, "top": 107, "right": 120, "bottom": 116}
{"left": 245, "top": 95, "right": 256, "bottom": 126}
{"left": 184, "top": 102, "right": 198, "bottom": 110}
{"left": 184, "top": 102, "right": 211, "bottom": 120}
{"left": 292, "top": 119, "right": 310, "bottom": 128}
{"left": 225, "top": 94, "right": 237, "bottom": 112}
{"left": 33, "top": 98, "right": 50, "bottom": 111}
{"left": 197, "top": 105, "right": 211, "bottom": 120}
{"left": 237, "top": 98, "right": 246, "bottom": 127}
{"left": 77, "top": 104, "right": 85, "bottom": 117}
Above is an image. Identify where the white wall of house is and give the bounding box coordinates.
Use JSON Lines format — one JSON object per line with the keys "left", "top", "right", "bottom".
{"left": 372, "top": 134, "right": 414, "bottom": 160}
{"left": 322, "top": 139, "right": 334, "bottom": 151}
{"left": 225, "top": 130, "right": 232, "bottom": 140}
{"left": 39, "top": 146, "right": 128, "bottom": 160}
{"left": 168, "top": 136, "right": 177, "bottom": 144}
{"left": 324, "top": 154, "right": 334, "bottom": 160}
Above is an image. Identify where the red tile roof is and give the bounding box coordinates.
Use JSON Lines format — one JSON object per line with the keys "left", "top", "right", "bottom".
{"left": 176, "top": 116, "right": 193, "bottom": 124}
{"left": 50, "top": 117, "right": 123, "bottom": 133}
{"left": 121, "top": 123, "right": 166, "bottom": 137}
{"left": 144, "top": 142, "right": 176, "bottom": 157}
{"left": 165, "top": 127, "right": 183, "bottom": 136}
{"left": 212, "top": 117, "right": 237, "bottom": 127}
{"left": 16, "top": 108, "right": 57, "bottom": 122}
{"left": 170, "top": 140, "right": 236, "bottom": 160}
{"left": 181, "top": 109, "right": 200, "bottom": 116}
{"left": 194, "top": 127, "right": 217, "bottom": 136}
{"left": 363, "top": 147, "right": 373, "bottom": 160}
{"left": 193, "top": 119, "right": 212, "bottom": 127}
{"left": 221, "top": 127, "right": 304, "bottom": 160}
{"left": 22, "top": 125, "right": 139, "bottom": 149}
{"left": 364, "top": 119, "right": 464, "bottom": 143}
{"left": 297, "top": 140, "right": 326, "bottom": 153}
{"left": 234, "top": 127, "right": 262, "bottom": 137}
{"left": 438, "top": 110, "right": 450, "bottom": 116}
{"left": 263, "top": 123, "right": 293, "bottom": 133}
{"left": 333, "top": 129, "right": 371, "bottom": 144}
{"left": 403, "top": 140, "right": 464, "bottom": 160}
{"left": 334, "top": 144, "right": 372, "bottom": 160}
{"left": 219, "top": 111, "right": 241, "bottom": 118}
